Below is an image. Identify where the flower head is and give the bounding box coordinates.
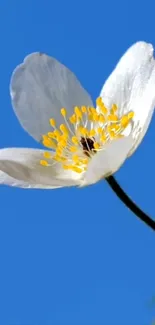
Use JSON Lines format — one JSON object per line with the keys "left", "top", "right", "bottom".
{"left": 0, "top": 41, "right": 155, "bottom": 189}
{"left": 39, "top": 98, "right": 134, "bottom": 175}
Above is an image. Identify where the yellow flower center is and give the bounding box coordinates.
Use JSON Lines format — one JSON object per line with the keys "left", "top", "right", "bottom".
{"left": 40, "top": 97, "right": 134, "bottom": 174}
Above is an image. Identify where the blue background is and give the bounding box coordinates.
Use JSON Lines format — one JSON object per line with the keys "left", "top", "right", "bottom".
{"left": 0, "top": 0, "right": 155, "bottom": 324}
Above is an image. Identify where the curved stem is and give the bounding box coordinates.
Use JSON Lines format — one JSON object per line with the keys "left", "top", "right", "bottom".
{"left": 105, "top": 175, "right": 155, "bottom": 231}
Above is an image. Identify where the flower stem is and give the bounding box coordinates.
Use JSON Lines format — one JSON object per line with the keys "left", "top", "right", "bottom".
{"left": 105, "top": 175, "right": 155, "bottom": 231}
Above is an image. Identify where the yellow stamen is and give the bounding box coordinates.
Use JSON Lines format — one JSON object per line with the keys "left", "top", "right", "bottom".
{"left": 40, "top": 160, "right": 49, "bottom": 166}
{"left": 89, "top": 129, "right": 96, "bottom": 137}
{"left": 63, "top": 165, "right": 70, "bottom": 170}
{"left": 43, "top": 152, "right": 51, "bottom": 159}
{"left": 56, "top": 147, "right": 63, "bottom": 156}
{"left": 99, "top": 115, "right": 106, "bottom": 123}
{"left": 54, "top": 129, "right": 61, "bottom": 138}
{"left": 61, "top": 108, "right": 67, "bottom": 117}
{"left": 43, "top": 138, "right": 57, "bottom": 149}
{"left": 81, "top": 106, "right": 87, "bottom": 113}
{"left": 63, "top": 164, "right": 83, "bottom": 173}
{"left": 110, "top": 104, "right": 118, "bottom": 114}
{"left": 100, "top": 134, "right": 107, "bottom": 142}
{"left": 80, "top": 127, "right": 89, "bottom": 136}
{"left": 49, "top": 118, "right": 56, "bottom": 127}
{"left": 69, "top": 146, "right": 77, "bottom": 152}
{"left": 94, "top": 142, "right": 100, "bottom": 149}
{"left": 128, "top": 111, "right": 134, "bottom": 119}
{"left": 69, "top": 114, "right": 76, "bottom": 124}
{"left": 108, "top": 114, "right": 118, "bottom": 122}
{"left": 100, "top": 103, "right": 108, "bottom": 115}
{"left": 54, "top": 155, "right": 67, "bottom": 162}
{"left": 74, "top": 106, "right": 82, "bottom": 118}
{"left": 71, "top": 166, "right": 83, "bottom": 173}
{"left": 88, "top": 113, "right": 93, "bottom": 121}
{"left": 97, "top": 127, "right": 103, "bottom": 134}
{"left": 109, "top": 124, "right": 120, "bottom": 132}
{"left": 92, "top": 112, "right": 99, "bottom": 122}
{"left": 41, "top": 99, "right": 135, "bottom": 175}
{"left": 72, "top": 136, "right": 79, "bottom": 145}
{"left": 60, "top": 124, "right": 69, "bottom": 134}
{"left": 59, "top": 139, "right": 67, "bottom": 148}
{"left": 96, "top": 97, "right": 103, "bottom": 106}
{"left": 116, "top": 134, "right": 124, "bottom": 139}
{"left": 90, "top": 107, "right": 97, "bottom": 115}
{"left": 72, "top": 155, "right": 79, "bottom": 163}
{"left": 120, "top": 115, "right": 129, "bottom": 127}
{"left": 48, "top": 132, "right": 54, "bottom": 138}
{"left": 109, "top": 130, "right": 115, "bottom": 138}
{"left": 80, "top": 158, "right": 88, "bottom": 165}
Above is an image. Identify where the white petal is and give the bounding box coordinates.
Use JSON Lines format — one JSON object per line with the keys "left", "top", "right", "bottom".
{"left": 82, "top": 136, "right": 133, "bottom": 186}
{"left": 0, "top": 171, "right": 60, "bottom": 189}
{"left": 98, "top": 41, "right": 155, "bottom": 155}
{"left": 10, "top": 53, "right": 93, "bottom": 142}
{"left": 0, "top": 148, "right": 81, "bottom": 188}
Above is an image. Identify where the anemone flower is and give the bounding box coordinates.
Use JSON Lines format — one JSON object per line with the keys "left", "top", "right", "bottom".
{"left": 0, "top": 41, "right": 155, "bottom": 230}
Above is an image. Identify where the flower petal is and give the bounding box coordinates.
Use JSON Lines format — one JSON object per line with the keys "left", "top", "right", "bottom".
{"left": 10, "top": 53, "right": 93, "bottom": 142}
{"left": 98, "top": 41, "right": 155, "bottom": 155}
{"left": 82, "top": 136, "right": 133, "bottom": 186}
{"left": 0, "top": 171, "right": 60, "bottom": 189}
{"left": 0, "top": 148, "right": 81, "bottom": 188}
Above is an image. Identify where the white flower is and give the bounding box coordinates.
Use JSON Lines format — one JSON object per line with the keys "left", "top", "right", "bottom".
{"left": 0, "top": 41, "right": 155, "bottom": 189}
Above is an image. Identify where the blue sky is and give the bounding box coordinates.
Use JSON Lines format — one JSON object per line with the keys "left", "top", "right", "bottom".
{"left": 0, "top": 0, "right": 155, "bottom": 324}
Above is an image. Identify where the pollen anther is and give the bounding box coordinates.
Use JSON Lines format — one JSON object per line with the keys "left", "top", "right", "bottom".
{"left": 49, "top": 118, "right": 56, "bottom": 127}
{"left": 40, "top": 160, "right": 49, "bottom": 166}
